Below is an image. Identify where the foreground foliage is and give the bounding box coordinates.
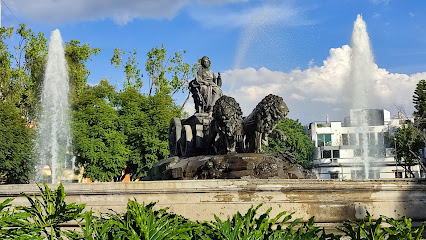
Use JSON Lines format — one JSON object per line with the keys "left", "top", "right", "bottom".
{"left": 0, "top": 183, "right": 424, "bottom": 239}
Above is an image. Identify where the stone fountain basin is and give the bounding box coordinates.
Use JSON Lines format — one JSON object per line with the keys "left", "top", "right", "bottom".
{"left": 0, "top": 179, "right": 425, "bottom": 228}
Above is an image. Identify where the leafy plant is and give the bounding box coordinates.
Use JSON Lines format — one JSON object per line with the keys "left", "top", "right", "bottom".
{"left": 339, "top": 213, "right": 389, "bottom": 240}
{"left": 383, "top": 215, "right": 425, "bottom": 240}
{"left": 66, "top": 210, "right": 112, "bottom": 240}
{"left": 17, "top": 182, "right": 85, "bottom": 239}
{"left": 0, "top": 198, "right": 44, "bottom": 239}
{"left": 201, "top": 204, "right": 301, "bottom": 240}
{"left": 271, "top": 216, "right": 341, "bottom": 240}
{"left": 106, "top": 200, "right": 196, "bottom": 239}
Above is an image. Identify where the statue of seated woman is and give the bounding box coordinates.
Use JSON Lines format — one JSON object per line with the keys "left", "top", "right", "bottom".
{"left": 189, "top": 56, "right": 223, "bottom": 113}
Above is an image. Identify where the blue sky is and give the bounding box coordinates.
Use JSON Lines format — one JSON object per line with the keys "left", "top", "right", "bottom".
{"left": 2, "top": 0, "right": 426, "bottom": 124}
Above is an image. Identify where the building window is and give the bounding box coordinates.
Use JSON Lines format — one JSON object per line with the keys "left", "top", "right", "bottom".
{"left": 351, "top": 170, "right": 365, "bottom": 179}
{"left": 333, "top": 150, "right": 340, "bottom": 158}
{"left": 369, "top": 170, "right": 380, "bottom": 179}
{"left": 317, "top": 134, "right": 332, "bottom": 146}
{"left": 395, "top": 171, "right": 403, "bottom": 178}
{"left": 368, "top": 132, "right": 376, "bottom": 145}
{"left": 354, "top": 149, "right": 362, "bottom": 157}
{"left": 377, "top": 132, "right": 384, "bottom": 146}
{"left": 342, "top": 134, "right": 349, "bottom": 145}
{"left": 349, "top": 133, "right": 357, "bottom": 145}
{"left": 358, "top": 133, "right": 364, "bottom": 145}
{"left": 368, "top": 148, "right": 377, "bottom": 157}
{"left": 322, "top": 150, "right": 332, "bottom": 158}
{"left": 384, "top": 132, "right": 391, "bottom": 148}
{"left": 330, "top": 172, "right": 339, "bottom": 179}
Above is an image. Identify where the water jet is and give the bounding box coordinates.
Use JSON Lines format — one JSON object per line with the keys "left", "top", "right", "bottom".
{"left": 36, "top": 29, "right": 72, "bottom": 184}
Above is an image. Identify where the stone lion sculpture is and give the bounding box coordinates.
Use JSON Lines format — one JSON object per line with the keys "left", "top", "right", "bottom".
{"left": 243, "top": 94, "right": 289, "bottom": 153}
{"left": 210, "top": 95, "right": 244, "bottom": 154}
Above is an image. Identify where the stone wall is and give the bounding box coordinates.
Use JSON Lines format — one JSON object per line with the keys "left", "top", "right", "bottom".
{"left": 0, "top": 179, "right": 425, "bottom": 225}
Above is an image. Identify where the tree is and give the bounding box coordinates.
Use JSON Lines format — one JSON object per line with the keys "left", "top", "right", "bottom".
{"left": 0, "top": 24, "right": 48, "bottom": 120}
{"left": 112, "top": 45, "right": 196, "bottom": 99}
{"left": 116, "top": 87, "right": 182, "bottom": 179}
{"left": 72, "top": 79, "right": 128, "bottom": 181}
{"left": 392, "top": 123, "right": 425, "bottom": 177}
{"left": 413, "top": 79, "right": 426, "bottom": 130}
{"left": 110, "top": 45, "right": 194, "bottom": 179}
{"left": 0, "top": 102, "right": 35, "bottom": 183}
{"left": 110, "top": 48, "right": 143, "bottom": 90}
{"left": 263, "top": 118, "right": 315, "bottom": 167}
{"left": 65, "top": 40, "right": 100, "bottom": 101}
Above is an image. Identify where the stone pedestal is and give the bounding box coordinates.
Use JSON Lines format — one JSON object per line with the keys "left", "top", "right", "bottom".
{"left": 146, "top": 153, "right": 316, "bottom": 180}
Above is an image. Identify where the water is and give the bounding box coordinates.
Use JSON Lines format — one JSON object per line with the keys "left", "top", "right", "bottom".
{"left": 36, "top": 29, "right": 72, "bottom": 184}
{"left": 350, "top": 15, "right": 378, "bottom": 179}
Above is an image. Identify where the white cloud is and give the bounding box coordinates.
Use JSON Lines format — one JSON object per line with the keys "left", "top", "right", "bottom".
{"left": 5, "top": 0, "right": 245, "bottom": 25}
{"left": 373, "top": 13, "right": 381, "bottom": 18}
{"left": 183, "top": 101, "right": 196, "bottom": 116}
{"left": 291, "top": 93, "right": 306, "bottom": 100}
{"left": 409, "top": 12, "right": 415, "bottom": 17}
{"left": 370, "top": 0, "right": 390, "bottom": 5}
{"left": 189, "top": 3, "right": 310, "bottom": 29}
{"left": 222, "top": 44, "right": 424, "bottom": 124}
{"left": 196, "top": 0, "right": 248, "bottom": 6}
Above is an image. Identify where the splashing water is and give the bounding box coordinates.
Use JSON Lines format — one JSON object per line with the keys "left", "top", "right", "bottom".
{"left": 350, "top": 15, "right": 378, "bottom": 179}
{"left": 36, "top": 29, "right": 72, "bottom": 184}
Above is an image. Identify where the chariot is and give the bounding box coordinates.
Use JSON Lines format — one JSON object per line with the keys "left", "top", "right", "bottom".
{"left": 168, "top": 113, "right": 213, "bottom": 157}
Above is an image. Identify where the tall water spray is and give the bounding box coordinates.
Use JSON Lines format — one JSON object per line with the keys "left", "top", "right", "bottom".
{"left": 36, "top": 29, "right": 72, "bottom": 184}
{"left": 350, "top": 15, "right": 378, "bottom": 179}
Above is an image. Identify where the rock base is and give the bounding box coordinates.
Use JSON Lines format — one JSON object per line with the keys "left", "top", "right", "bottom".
{"left": 146, "top": 152, "right": 316, "bottom": 180}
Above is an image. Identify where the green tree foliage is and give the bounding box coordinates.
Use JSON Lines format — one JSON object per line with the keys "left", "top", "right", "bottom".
{"left": 116, "top": 87, "right": 182, "bottom": 179}
{"left": 72, "top": 79, "right": 128, "bottom": 181}
{"left": 65, "top": 39, "right": 101, "bottom": 101}
{"left": 413, "top": 79, "right": 426, "bottom": 130}
{"left": 264, "top": 118, "right": 315, "bottom": 167}
{"left": 393, "top": 124, "right": 425, "bottom": 166}
{"left": 392, "top": 79, "right": 426, "bottom": 177}
{"left": 112, "top": 45, "right": 196, "bottom": 97}
{"left": 111, "top": 48, "right": 143, "bottom": 90}
{"left": 0, "top": 24, "right": 48, "bottom": 120}
{"left": 109, "top": 45, "right": 194, "bottom": 179}
{"left": 0, "top": 102, "right": 35, "bottom": 184}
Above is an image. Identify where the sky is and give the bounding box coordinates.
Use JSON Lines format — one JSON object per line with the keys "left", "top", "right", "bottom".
{"left": 2, "top": 0, "right": 426, "bottom": 124}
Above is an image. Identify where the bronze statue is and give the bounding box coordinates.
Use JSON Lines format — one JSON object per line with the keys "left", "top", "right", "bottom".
{"left": 170, "top": 56, "right": 289, "bottom": 157}
{"left": 189, "top": 56, "right": 223, "bottom": 113}
{"left": 210, "top": 95, "right": 244, "bottom": 154}
{"left": 243, "top": 94, "right": 289, "bottom": 153}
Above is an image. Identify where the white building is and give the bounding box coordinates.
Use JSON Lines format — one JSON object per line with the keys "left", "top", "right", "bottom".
{"left": 308, "top": 109, "right": 423, "bottom": 179}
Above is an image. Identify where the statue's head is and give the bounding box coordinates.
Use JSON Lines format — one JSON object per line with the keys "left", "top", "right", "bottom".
{"left": 201, "top": 56, "right": 211, "bottom": 68}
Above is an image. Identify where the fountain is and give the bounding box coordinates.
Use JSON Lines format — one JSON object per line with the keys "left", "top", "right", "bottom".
{"left": 349, "top": 14, "right": 381, "bottom": 179}
{"left": 35, "top": 29, "right": 72, "bottom": 184}
{"left": 0, "top": 15, "right": 424, "bottom": 235}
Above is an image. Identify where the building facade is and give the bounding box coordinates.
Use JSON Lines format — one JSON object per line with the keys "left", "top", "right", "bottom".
{"left": 308, "top": 109, "right": 423, "bottom": 179}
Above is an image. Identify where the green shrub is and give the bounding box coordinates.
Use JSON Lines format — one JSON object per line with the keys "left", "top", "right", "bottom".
{"left": 17, "top": 182, "right": 85, "bottom": 239}
{"left": 197, "top": 204, "right": 340, "bottom": 240}
{"left": 339, "top": 212, "right": 425, "bottom": 240}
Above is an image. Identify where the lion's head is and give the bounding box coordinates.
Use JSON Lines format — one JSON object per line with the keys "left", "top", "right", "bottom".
{"left": 213, "top": 95, "right": 244, "bottom": 137}
{"left": 258, "top": 94, "right": 289, "bottom": 127}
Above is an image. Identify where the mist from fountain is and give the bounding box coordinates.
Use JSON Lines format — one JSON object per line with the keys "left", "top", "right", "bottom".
{"left": 350, "top": 14, "right": 378, "bottom": 179}
{"left": 36, "top": 29, "right": 72, "bottom": 184}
